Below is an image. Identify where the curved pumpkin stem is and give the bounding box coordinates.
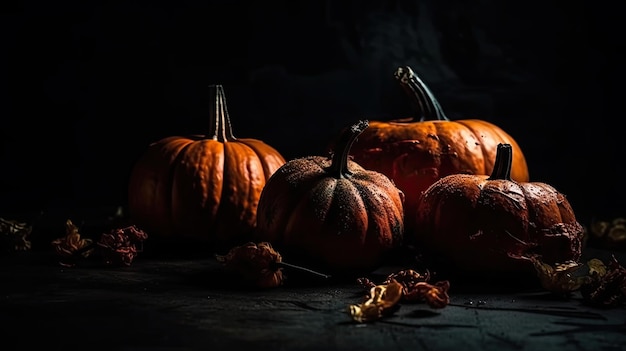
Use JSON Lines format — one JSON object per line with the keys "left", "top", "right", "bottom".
{"left": 328, "top": 120, "right": 369, "bottom": 179}
{"left": 208, "top": 84, "right": 236, "bottom": 142}
{"left": 394, "top": 66, "right": 449, "bottom": 122}
{"left": 488, "top": 143, "right": 513, "bottom": 181}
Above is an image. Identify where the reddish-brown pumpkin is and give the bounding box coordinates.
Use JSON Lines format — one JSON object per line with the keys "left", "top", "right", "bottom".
{"left": 127, "top": 85, "right": 286, "bottom": 247}
{"left": 255, "top": 120, "right": 405, "bottom": 275}
{"left": 412, "top": 143, "right": 584, "bottom": 275}
{"left": 344, "top": 66, "right": 530, "bottom": 233}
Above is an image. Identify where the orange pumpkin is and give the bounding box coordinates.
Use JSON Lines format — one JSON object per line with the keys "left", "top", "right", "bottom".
{"left": 127, "top": 85, "right": 286, "bottom": 248}
{"left": 412, "top": 143, "right": 584, "bottom": 275}
{"left": 344, "top": 66, "right": 529, "bottom": 234}
{"left": 255, "top": 120, "right": 405, "bottom": 276}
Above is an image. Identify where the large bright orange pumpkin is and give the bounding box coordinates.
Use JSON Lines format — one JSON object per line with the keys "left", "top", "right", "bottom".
{"left": 343, "top": 66, "right": 530, "bottom": 234}
{"left": 127, "top": 85, "right": 286, "bottom": 248}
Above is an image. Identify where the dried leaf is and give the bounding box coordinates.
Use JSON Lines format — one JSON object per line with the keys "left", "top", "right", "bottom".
{"left": 580, "top": 255, "right": 626, "bottom": 308}
{"left": 50, "top": 220, "right": 94, "bottom": 264}
{"left": 0, "top": 217, "right": 32, "bottom": 251}
{"left": 349, "top": 280, "right": 403, "bottom": 323}
{"left": 587, "top": 258, "right": 608, "bottom": 277}
{"left": 405, "top": 280, "right": 451, "bottom": 308}
{"left": 216, "top": 242, "right": 284, "bottom": 289}
{"left": 530, "top": 256, "right": 606, "bottom": 294}
{"left": 97, "top": 225, "right": 148, "bottom": 266}
{"left": 357, "top": 269, "right": 450, "bottom": 308}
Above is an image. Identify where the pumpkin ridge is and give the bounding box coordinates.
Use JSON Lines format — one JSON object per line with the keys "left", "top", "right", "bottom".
{"left": 171, "top": 140, "right": 224, "bottom": 239}
{"left": 320, "top": 179, "right": 371, "bottom": 267}
{"left": 212, "top": 141, "right": 264, "bottom": 244}
{"left": 128, "top": 137, "right": 195, "bottom": 238}
{"left": 353, "top": 175, "right": 403, "bottom": 249}
{"left": 257, "top": 161, "right": 328, "bottom": 243}
{"left": 163, "top": 139, "right": 197, "bottom": 236}
{"left": 516, "top": 181, "right": 583, "bottom": 263}
{"left": 282, "top": 177, "right": 339, "bottom": 252}
{"left": 237, "top": 138, "right": 286, "bottom": 180}
{"left": 478, "top": 179, "right": 532, "bottom": 253}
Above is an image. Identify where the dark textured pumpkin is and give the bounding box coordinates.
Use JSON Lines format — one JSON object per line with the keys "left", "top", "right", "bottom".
{"left": 254, "top": 120, "right": 405, "bottom": 275}
{"left": 412, "top": 143, "right": 584, "bottom": 275}
{"left": 127, "top": 85, "right": 286, "bottom": 248}
{"left": 344, "top": 66, "right": 530, "bottom": 234}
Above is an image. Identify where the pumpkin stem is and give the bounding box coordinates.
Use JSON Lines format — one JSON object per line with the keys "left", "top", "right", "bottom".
{"left": 394, "top": 66, "right": 449, "bottom": 122}
{"left": 328, "top": 120, "right": 369, "bottom": 179}
{"left": 208, "top": 84, "right": 236, "bottom": 142}
{"left": 488, "top": 143, "right": 513, "bottom": 181}
{"left": 276, "top": 261, "right": 332, "bottom": 279}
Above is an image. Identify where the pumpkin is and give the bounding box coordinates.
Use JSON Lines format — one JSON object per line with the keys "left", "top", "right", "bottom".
{"left": 343, "top": 66, "right": 530, "bottom": 234}
{"left": 254, "top": 120, "right": 405, "bottom": 276}
{"left": 127, "top": 85, "right": 286, "bottom": 248}
{"left": 412, "top": 143, "right": 584, "bottom": 276}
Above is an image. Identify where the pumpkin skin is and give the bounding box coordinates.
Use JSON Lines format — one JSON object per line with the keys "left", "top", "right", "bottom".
{"left": 255, "top": 120, "right": 405, "bottom": 276}
{"left": 344, "top": 66, "right": 530, "bottom": 234}
{"left": 127, "top": 85, "right": 286, "bottom": 248}
{"left": 412, "top": 143, "right": 584, "bottom": 275}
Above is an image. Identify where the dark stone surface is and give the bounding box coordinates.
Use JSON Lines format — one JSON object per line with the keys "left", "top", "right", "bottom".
{"left": 1, "top": 245, "right": 625, "bottom": 350}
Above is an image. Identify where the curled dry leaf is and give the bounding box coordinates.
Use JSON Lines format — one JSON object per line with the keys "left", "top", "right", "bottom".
{"left": 216, "top": 242, "right": 285, "bottom": 289}
{"left": 358, "top": 269, "right": 450, "bottom": 308}
{"left": 349, "top": 280, "right": 403, "bottom": 323}
{"left": 405, "top": 280, "right": 451, "bottom": 308}
{"left": 580, "top": 255, "right": 626, "bottom": 308}
{"left": 0, "top": 217, "right": 32, "bottom": 251}
{"left": 97, "top": 225, "right": 148, "bottom": 267}
{"left": 529, "top": 256, "right": 602, "bottom": 294}
{"left": 50, "top": 219, "right": 94, "bottom": 265}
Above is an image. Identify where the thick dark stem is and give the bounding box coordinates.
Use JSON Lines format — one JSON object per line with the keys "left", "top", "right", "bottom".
{"left": 394, "top": 66, "right": 449, "bottom": 122}
{"left": 328, "top": 120, "right": 369, "bottom": 178}
{"left": 488, "top": 143, "right": 513, "bottom": 181}
{"left": 208, "top": 84, "right": 236, "bottom": 142}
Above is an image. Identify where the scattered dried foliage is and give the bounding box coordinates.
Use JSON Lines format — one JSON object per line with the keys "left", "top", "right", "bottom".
{"left": 580, "top": 255, "right": 626, "bottom": 308}
{"left": 530, "top": 254, "right": 626, "bottom": 308}
{"left": 50, "top": 220, "right": 148, "bottom": 267}
{"left": 529, "top": 257, "right": 604, "bottom": 294}
{"left": 350, "top": 269, "right": 451, "bottom": 323}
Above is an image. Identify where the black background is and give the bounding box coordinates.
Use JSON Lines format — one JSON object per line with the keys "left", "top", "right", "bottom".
{"left": 1, "top": 0, "right": 625, "bottom": 225}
